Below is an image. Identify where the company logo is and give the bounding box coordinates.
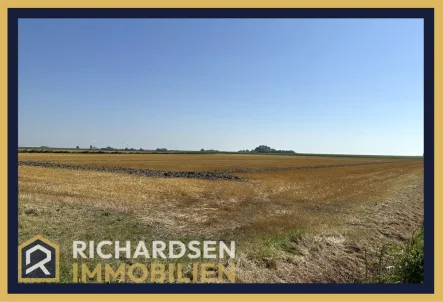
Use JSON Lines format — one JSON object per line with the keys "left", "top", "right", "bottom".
{"left": 18, "top": 235, "right": 60, "bottom": 283}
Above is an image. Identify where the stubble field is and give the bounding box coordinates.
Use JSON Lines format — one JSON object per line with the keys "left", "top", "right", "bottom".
{"left": 18, "top": 153, "right": 424, "bottom": 283}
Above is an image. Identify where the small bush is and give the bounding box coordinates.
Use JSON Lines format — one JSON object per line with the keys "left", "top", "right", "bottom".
{"left": 364, "top": 226, "right": 424, "bottom": 283}
{"left": 389, "top": 227, "right": 424, "bottom": 283}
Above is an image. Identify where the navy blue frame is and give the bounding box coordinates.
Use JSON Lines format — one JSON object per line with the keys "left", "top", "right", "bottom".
{"left": 8, "top": 8, "right": 434, "bottom": 294}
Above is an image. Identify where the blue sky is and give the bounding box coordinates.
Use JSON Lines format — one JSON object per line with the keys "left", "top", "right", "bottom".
{"left": 18, "top": 18, "right": 423, "bottom": 155}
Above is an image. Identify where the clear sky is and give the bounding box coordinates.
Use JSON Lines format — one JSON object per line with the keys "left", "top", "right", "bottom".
{"left": 18, "top": 18, "right": 423, "bottom": 155}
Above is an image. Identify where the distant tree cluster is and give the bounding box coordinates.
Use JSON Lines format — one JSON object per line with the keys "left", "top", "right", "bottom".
{"left": 199, "top": 149, "right": 219, "bottom": 153}
{"left": 239, "top": 145, "right": 295, "bottom": 154}
{"left": 79, "top": 144, "right": 145, "bottom": 151}
{"left": 156, "top": 148, "right": 168, "bottom": 152}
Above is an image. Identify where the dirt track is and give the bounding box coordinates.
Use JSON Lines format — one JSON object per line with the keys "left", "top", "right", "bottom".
{"left": 18, "top": 160, "right": 397, "bottom": 180}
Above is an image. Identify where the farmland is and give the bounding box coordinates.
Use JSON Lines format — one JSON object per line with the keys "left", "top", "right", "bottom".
{"left": 18, "top": 152, "right": 407, "bottom": 171}
{"left": 18, "top": 153, "right": 424, "bottom": 283}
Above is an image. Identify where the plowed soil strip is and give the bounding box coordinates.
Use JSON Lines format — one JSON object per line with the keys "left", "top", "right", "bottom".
{"left": 18, "top": 160, "right": 399, "bottom": 180}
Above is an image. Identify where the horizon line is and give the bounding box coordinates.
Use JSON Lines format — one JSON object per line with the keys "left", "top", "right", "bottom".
{"left": 18, "top": 145, "right": 424, "bottom": 157}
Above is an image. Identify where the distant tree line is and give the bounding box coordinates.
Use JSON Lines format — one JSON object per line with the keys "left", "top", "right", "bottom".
{"left": 78, "top": 146, "right": 145, "bottom": 151}
{"left": 200, "top": 149, "right": 219, "bottom": 153}
{"left": 28, "top": 144, "right": 294, "bottom": 154}
{"left": 238, "top": 145, "right": 295, "bottom": 154}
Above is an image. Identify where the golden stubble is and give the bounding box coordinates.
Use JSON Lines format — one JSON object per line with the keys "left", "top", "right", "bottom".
{"left": 18, "top": 160, "right": 423, "bottom": 238}
{"left": 19, "top": 153, "right": 395, "bottom": 171}
{"left": 18, "top": 157, "right": 424, "bottom": 283}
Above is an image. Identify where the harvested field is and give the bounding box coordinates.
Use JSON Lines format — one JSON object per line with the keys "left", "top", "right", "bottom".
{"left": 18, "top": 159, "right": 401, "bottom": 180}
{"left": 18, "top": 153, "right": 399, "bottom": 172}
{"left": 18, "top": 160, "right": 243, "bottom": 180}
{"left": 18, "top": 153, "right": 424, "bottom": 283}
